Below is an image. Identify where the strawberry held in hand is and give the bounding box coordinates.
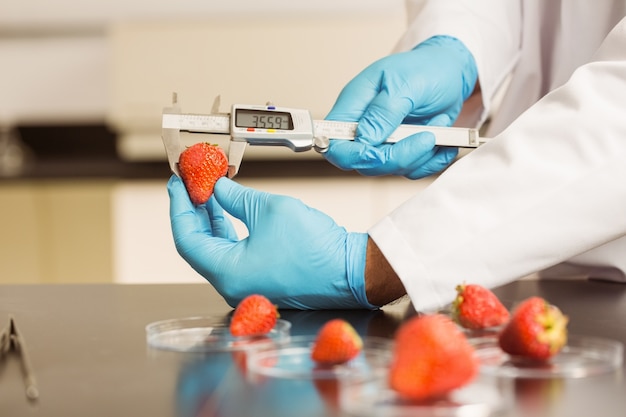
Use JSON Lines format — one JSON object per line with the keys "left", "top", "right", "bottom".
{"left": 178, "top": 142, "right": 228, "bottom": 205}
{"left": 389, "top": 314, "right": 478, "bottom": 401}
{"left": 452, "top": 283, "right": 510, "bottom": 329}
{"left": 498, "top": 296, "right": 568, "bottom": 361}
{"left": 311, "top": 319, "right": 363, "bottom": 365}
{"left": 230, "top": 294, "right": 279, "bottom": 337}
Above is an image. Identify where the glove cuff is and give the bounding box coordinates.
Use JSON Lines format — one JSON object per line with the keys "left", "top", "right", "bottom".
{"left": 415, "top": 35, "right": 478, "bottom": 101}
{"left": 346, "top": 232, "right": 379, "bottom": 310}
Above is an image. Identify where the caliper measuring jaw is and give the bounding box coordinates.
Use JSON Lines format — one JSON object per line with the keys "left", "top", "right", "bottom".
{"left": 161, "top": 93, "right": 246, "bottom": 178}
{"left": 161, "top": 93, "right": 183, "bottom": 177}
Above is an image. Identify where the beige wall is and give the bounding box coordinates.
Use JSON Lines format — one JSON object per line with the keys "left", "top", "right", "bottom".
{"left": 0, "top": 180, "right": 114, "bottom": 284}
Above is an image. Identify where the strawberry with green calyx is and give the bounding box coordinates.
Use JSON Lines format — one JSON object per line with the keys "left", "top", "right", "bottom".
{"left": 389, "top": 314, "right": 478, "bottom": 401}
{"left": 452, "top": 283, "right": 510, "bottom": 329}
{"left": 311, "top": 319, "right": 363, "bottom": 365}
{"left": 178, "top": 142, "right": 228, "bottom": 205}
{"left": 498, "top": 296, "right": 568, "bottom": 361}
{"left": 230, "top": 294, "right": 279, "bottom": 337}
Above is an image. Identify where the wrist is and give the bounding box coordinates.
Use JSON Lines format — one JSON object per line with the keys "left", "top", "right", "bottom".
{"left": 364, "top": 236, "right": 406, "bottom": 306}
{"left": 346, "top": 233, "right": 379, "bottom": 309}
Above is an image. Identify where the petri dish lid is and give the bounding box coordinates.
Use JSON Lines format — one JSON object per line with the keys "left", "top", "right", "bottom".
{"left": 473, "top": 334, "right": 624, "bottom": 378}
{"left": 146, "top": 316, "right": 291, "bottom": 353}
{"left": 246, "top": 335, "right": 393, "bottom": 380}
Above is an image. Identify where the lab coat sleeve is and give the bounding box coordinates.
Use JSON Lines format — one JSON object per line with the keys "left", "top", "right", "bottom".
{"left": 369, "top": 17, "right": 626, "bottom": 311}
{"left": 395, "top": 0, "right": 522, "bottom": 126}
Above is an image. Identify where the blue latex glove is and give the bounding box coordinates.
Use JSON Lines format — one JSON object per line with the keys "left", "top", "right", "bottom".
{"left": 168, "top": 175, "right": 377, "bottom": 310}
{"left": 324, "top": 35, "right": 478, "bottom": 179}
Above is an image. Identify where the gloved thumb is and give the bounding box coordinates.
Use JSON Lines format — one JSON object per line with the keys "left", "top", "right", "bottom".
{"left": 213, "top": 177, "right": 270, "bottom": 225}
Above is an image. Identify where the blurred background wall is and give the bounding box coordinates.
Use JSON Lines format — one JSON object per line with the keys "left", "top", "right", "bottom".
{"left": 0, "top": 1, "right": 431, "bottom": 285}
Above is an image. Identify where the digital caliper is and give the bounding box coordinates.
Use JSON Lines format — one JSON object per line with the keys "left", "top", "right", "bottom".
{"left": 161, "top": 94, "right": 487, "bottom": 178}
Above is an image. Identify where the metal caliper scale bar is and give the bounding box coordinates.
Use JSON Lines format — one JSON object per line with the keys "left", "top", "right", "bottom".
{"left": 161, "top": 95, "right": 485, "bottom": 177}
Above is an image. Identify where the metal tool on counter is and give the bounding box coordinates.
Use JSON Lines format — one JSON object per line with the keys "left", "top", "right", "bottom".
{"left": 161, "top": 93, "right": 489, "bottom": 178}
{"left": 0, "top": 315, "right": 39, "bottom": 401}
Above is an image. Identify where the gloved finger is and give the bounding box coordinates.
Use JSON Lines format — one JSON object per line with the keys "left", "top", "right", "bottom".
{"left": 213, "top": 177, "right": 270, "bottom": 230}
{"left": 405, "top": 146, "right": 458, "bottom": 179}
{"left": 390, "top": 131, "right": 437, "bottom": 161}
{"left": 354, "top": 133, "right": 436, "bottom": 177}
{"left": 357, "top": 89, "right": 414, "bottom": 146}
{"left": 322, "top": 140, "right": 384, "bottom": 171}
{"left": 206, "top": 196, "right": 238, "bottom": 241}
{"left": 400, "top": 113, "right": 458, "bottom": 178}
{"left": 194, "top": 204, "right": 213, "bottom": 235}
{"left": 426, "top": 113, "right": 453, "bottom": 127}
{"left": 168, "top": 174, "right": 190, "bottom": 208}
{"left": 168, "top": 175, "right": 210, "bottom": 237}
{"left": 380, "top": 133, "right": 437, "bottom": 171}
{"left": 403, "top": 112, "right": 454, "bottom": 127}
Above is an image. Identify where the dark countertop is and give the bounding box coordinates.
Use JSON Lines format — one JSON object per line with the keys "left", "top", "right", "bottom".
{"left": 0, "top": 280, "right": 624, "bottom": 417}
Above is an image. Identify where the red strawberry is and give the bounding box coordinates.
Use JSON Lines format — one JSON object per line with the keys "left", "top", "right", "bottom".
{"left": 389, "top": 314, "right": 478, "bottom": 401}
{"left": 178, "top": 142, "right": 228, "bottom": 205}
{"left": 452, "top": 283, "right": 510, "bottom": 329}
{"left": 230, "top": 294, "right": 279, "bottom": 337}
{"left": 498, "top": 296, "right": 568, "bottom": 361}
{"left": 311, "top": 319, "right": 363, "bottom": 365}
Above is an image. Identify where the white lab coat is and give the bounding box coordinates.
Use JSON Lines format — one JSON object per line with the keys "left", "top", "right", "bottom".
{"left": 369, "top": 0, "right": 626, "bottom": 310}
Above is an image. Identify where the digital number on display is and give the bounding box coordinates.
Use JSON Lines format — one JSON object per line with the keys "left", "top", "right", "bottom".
{"left": 235, "top": 109, "right": 294, "bottom": 130}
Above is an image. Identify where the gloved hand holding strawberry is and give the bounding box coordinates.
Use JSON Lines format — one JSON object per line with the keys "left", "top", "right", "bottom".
{"left": 168, "top": 175, "right": 378, "bottom": 310}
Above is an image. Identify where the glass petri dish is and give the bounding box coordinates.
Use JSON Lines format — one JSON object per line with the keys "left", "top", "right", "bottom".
{"left": 341, "top": 374, "right": 512, "bottom": 417}
{"left": 246, "top": 335, "right": 393, "bottom": 380}
{"left": 145, "top": 316, "right": 291, "bottom": 352}
{"left": 473, "top": 334, "right": 624, "bottom": 378}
